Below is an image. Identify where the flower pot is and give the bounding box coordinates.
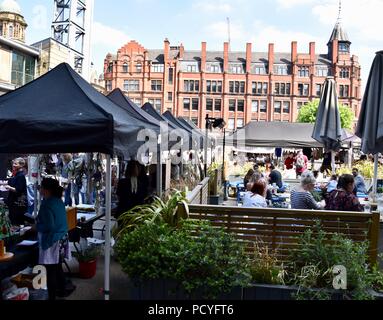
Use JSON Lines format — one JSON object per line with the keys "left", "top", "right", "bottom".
{"left": 78, "top": 259, "right": 97, "bottom": 279}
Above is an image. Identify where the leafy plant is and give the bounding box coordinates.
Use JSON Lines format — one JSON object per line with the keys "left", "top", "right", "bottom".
{"left": 73, "top": 245, "right": 101, "bottom": 263}
{"left": 115, "top": 190, "right": 189, "bottom": 237}
{"left": 249, "top": 242, "right": 286, "bottom": 285}
{"left": 297, "top": 99, "right": 354, "bottom": 130}
{"left": 286, "top": 222, "right": 377, "bottom": 300}
{"left": 115, "top": 220, "right": 252, "bottom": 299}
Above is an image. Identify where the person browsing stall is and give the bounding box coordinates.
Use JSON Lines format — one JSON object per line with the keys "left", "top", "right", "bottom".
{"left": 269, "top": 164, "right": 283, "bottom": 189}
{"left": 4, "top": 158, "right": 28, "bottom": 225}
{"left": 284, "top": 153, "right": 295, "bottom": 170}
{"left": 36, "top": 178, "right": 72, "bottom": 300}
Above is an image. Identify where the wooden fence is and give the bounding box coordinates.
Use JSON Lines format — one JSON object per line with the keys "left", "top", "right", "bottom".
{"left": 178, "top": 204, "right": 380, "bottom": 265}
{"left": 187, "top": 178, "right": 210, "bottom": 205}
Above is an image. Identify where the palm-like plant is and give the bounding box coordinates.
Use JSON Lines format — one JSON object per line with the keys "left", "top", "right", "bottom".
{"left": 115, "top": 190, "right": 189, "bottom": 238}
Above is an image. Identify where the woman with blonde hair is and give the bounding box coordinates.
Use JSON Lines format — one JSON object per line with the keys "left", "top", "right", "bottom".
{"left": 290, "top": 171, "right": 324, "bottom": 210}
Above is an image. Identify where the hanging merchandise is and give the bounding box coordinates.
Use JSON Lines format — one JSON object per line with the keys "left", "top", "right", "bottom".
{"left": 0, "top": 204, "right": 12, "bottom": 240}
{"left": 28, "top": 156, "right": 40, "bottom": 184}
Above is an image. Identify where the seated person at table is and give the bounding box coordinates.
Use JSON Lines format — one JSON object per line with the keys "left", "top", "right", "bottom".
{"left": 325, "top": 174, "right": 363, "bottom": 212}
{"left": 352, "top": 168, "right": 368, "bottom": 194}
{"left": 269, "top": 164, "right": 283, "bottom": 189}
{"left": 36, "top": 178, "right": 72, "bottom": 300}
{"left": 244, "top": 169, "right": 255, "bottom": 190}
{"left": 327, "top": 175, "right": 338, "bottom": 193}
{"left": 247, "top": 172, "right": 272, "bottom": 202}
{"left": 4, "top": 158, "right": 28, "bottom": 225}
{"left": 291, "top": 171, "right": 324, "bottom": 210}
{"left": 243, "top": 179, "right": 268, "bottom": 208}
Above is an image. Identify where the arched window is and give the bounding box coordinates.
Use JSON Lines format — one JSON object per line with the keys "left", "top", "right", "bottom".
{"left": 8, "top": 25, "right": 13, "bottom": 38}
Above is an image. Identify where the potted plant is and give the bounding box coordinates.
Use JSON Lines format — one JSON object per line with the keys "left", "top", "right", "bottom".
{"left": 73, "top": 245, "right": 101, "bottom": 279}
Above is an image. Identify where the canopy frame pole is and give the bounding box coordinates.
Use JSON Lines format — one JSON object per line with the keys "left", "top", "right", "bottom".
{"left": 156, "top": 140, "right": 163, "bottom": 198}
{"left": 104, "top": 154, "right": 112, "bottom": 301}
{"left": 373, "top": 154, "right": 379, "bottom": 198}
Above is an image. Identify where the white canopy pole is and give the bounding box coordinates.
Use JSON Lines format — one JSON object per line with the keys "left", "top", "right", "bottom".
{"left": 156, "top": 135, "right": 163, "bottom": 198}
{"left": 373, "top": 154, "right": 379, "bottom": 199}
{"left": 104, "top": 154, "right": 112, "bottom": 300}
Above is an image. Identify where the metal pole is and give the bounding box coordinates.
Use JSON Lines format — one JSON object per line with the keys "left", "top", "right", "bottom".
{"left": 156, "top": 138, "right": 163, "bottom": 198}
{"left": 204, "top": 115, "right": 209, "bottom": 178}
{"left": 223, "top": 129, "right": 228, "bottom": 201}
{"left": 104, "top": 154, "right": 112, "bottom": 300}
{"left": 373, "top": 154, "right": 379, "bottom": 198}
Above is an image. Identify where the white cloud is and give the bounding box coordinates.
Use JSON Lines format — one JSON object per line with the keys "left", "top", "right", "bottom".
{"left": 276, "top": 0, "right": 316, "bottom": 8}
{"left": 193, "top": 1, "right": 232, "bottom": 13}
{"left": 193, "top": 0, "right": 232, "bottom": 13}
{"left": 92, "top": 21, "right": 131, "bottom": 48}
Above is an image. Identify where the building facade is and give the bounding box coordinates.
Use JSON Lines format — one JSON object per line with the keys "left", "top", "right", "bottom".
{"left": 0, "top": 0, "right": 39, "bottom": 95}
{"left": 104, "top": 22, "right": 362, "bottom": 130}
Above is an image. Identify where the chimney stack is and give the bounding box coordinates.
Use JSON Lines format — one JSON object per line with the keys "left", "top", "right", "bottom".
{"left": 201, "top": 42, "right": 207, "bottom": 72}
{"left": 223, "top": 42, "right": 229, "bottom": 72}
{"left": 268, "top": 43, "right": 275, "bottom": 74}
{"left": 246, "top": 43, "right": 252, "bottom": 73}
{"left": 309, "top": 42, "right": 316, "bottom": 62}
{"left": 291, "top": 41, "right": 298, "bottom": 63}
{"left": 164, "top": 38, "right": 170, "bottom": 63}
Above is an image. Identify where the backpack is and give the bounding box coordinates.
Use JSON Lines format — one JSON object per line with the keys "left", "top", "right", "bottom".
{"left": 296, "top": 156, "right": 305, "bottom": 170}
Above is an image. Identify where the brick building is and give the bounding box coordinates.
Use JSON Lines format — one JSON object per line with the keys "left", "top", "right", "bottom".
{"left": 103, "top": 21, "right": 361, "bottom": 130}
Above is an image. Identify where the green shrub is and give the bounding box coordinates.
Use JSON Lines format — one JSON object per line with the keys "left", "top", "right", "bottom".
{"left": 115, "top": 220, "right": 252, "bottom": 299}
{"left": 286, "top": 222, "right": 379, "bottom": 300}
{"left": 115, "top": 190, "right": 189, "bottom": 237}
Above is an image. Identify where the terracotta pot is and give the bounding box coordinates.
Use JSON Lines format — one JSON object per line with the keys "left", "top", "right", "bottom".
{"left": 79, "top": 260, "right": 97, "bottom": 279}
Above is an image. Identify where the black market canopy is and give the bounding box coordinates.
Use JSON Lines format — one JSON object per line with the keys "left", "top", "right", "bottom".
{"left": 0, "top": 63, "right": 154, "bottom": 158}
{"left": 162, "top": 110, "right": 201, "bottom": 150}
{"left": 231, "top": 122, "right": 324, "bottom": 148}
{"left": 142, "top": 102, "right": 177, "bottom": 130}
{"left": 107, "top": 89, "right": 161, "bottom": 129}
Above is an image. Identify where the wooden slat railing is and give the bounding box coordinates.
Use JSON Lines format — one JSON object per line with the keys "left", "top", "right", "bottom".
{"left": 179, "top": 204, "right": 380, "bottom": 265}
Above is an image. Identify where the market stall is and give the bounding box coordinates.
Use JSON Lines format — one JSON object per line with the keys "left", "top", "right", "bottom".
{"left": 0, "top": 63, "right": 154, "bottom": 300}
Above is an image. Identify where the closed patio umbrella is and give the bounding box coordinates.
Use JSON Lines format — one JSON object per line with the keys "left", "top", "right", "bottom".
{"left": 356, "top": 51, "right": 383, "bottom": 196}
{"left": 312, "top": 77, "right": 342, "bottom": 174}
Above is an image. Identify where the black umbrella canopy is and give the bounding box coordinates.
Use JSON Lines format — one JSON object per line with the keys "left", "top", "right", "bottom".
{"left": 0, "top": 63, "right": 149, "bottom": 158}
{"left": 356, "top": 51, "right": 383, "bottom": 154}
{"left": 177, "top": 117, "right": 206, "bottom": 148}
{"left": 312, "top": 77, "right": 342, "bottom": 152}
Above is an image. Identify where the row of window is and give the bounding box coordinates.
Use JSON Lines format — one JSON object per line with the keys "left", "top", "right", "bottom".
{"left": 182, "top": 98, "right": 292, "bottom": 114}
{"left": 107, "top": 61, "right": 352, "bottom": 79}
{"left": 107, "top": 79, "right": 351, "bottom": 99}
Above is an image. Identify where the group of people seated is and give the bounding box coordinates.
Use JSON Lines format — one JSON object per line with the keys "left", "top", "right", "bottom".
{"left": 242, "top": 163, "right": 369, "bottom": 213}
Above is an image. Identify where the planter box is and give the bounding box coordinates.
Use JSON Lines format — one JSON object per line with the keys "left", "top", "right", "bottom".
{"left": 126, "top": 279, "right": 242, "bottom": 301}
{"left": 243, "top": 284, "right": 383, "bottom": 300}
{"left": 209, "top": 195, "right": 220, "bottom": 205}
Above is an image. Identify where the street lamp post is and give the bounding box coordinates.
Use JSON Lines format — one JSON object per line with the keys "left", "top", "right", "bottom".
{"left": 204, "top": 115, "right": 226, "bottom": 178}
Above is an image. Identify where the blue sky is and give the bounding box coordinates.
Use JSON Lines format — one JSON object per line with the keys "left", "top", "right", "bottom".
{"left": 17, "top": 0, "right": 383, "bottom": 86}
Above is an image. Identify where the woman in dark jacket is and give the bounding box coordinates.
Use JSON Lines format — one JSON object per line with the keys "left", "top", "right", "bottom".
{"left": 5, "top": 158, "right": 27, "bottom": 225}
